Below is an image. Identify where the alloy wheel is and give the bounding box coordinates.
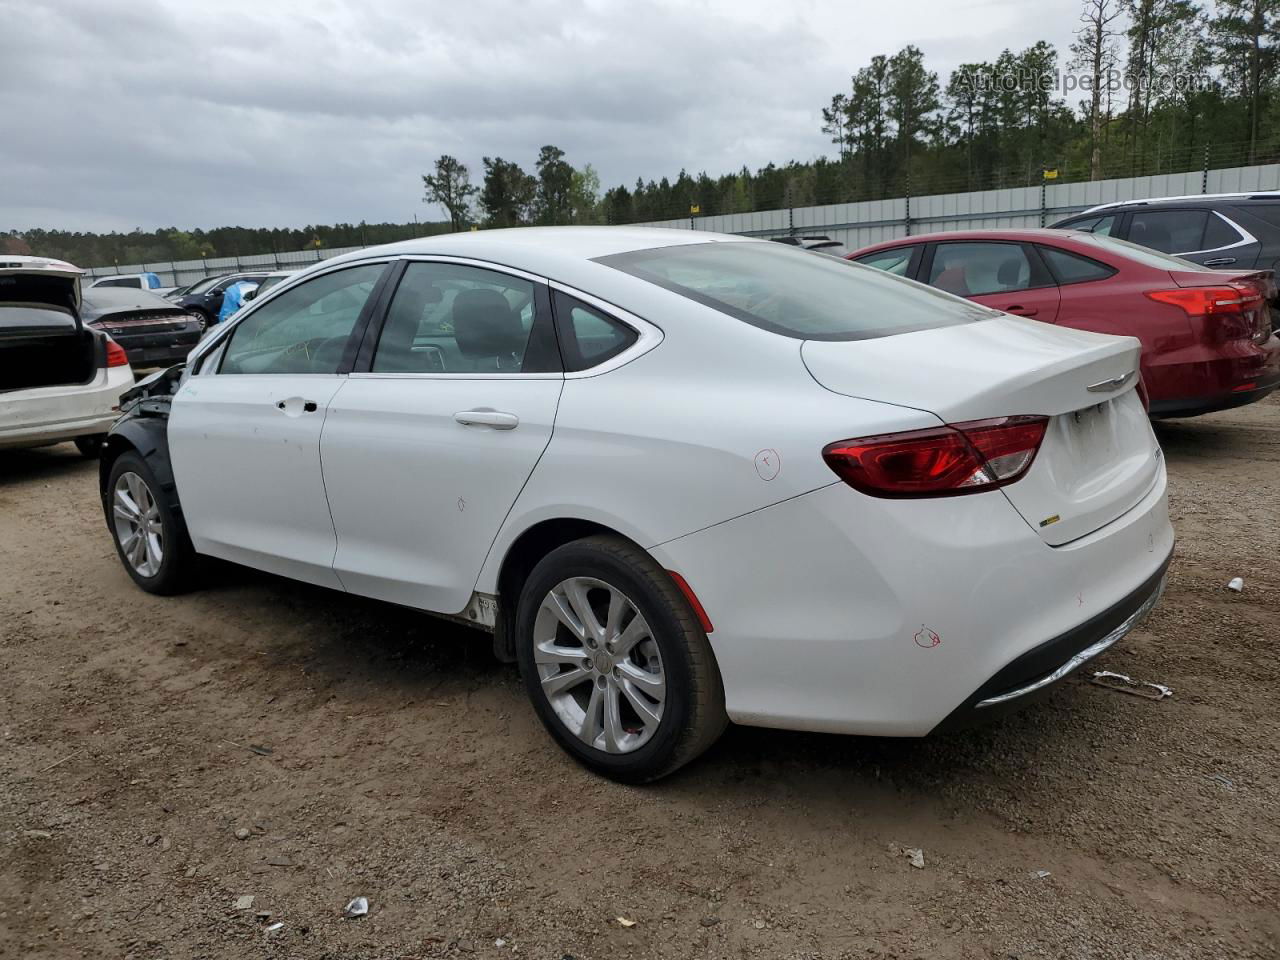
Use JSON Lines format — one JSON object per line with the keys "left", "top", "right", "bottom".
{"left": 112, "top": 472, "right": 164, "bottom": 578}
{"left": 533, "top": 576, "right": 666, "bottom": 754}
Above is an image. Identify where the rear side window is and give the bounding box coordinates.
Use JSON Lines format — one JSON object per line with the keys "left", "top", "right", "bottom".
{"left": 1073, "top": 233, "right": 1215, "bottom": 272}
{"left": 1129, "top": 209, "right": 1208, "bottom": 253}
{"left": 371, "top": 261, "right": 557, "bottom": 374}
{"left": 597, "top": 241, "right": 990, "bottom": 341}
{"left": 854, "top": 246, "right": 919, "bottom": 277}
{"left": 96, "top": 277, "right": 140, "bottom": 289}
{"left": 553, "top": 291, "right": 637, "bottom": 371}
{"left": 1202, "top": 213, "right": 1242, "bottom": 249}
{"left": 927, "top": 242, "right": 1043, "bottom": 296}
{"left": 1038, "top": 246, "right": 1117, "bottom": 285}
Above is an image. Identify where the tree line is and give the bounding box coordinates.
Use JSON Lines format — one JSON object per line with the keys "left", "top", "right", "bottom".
{"left": 6, "top": 0, "right": 1277, "bottom": 266}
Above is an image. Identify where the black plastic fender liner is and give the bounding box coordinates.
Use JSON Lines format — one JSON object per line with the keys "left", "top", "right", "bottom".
{"left": 99, "top": 411, "right": 183, "bottom": 524}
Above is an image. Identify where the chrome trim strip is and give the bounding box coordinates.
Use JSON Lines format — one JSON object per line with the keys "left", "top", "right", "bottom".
{"left": 1087, "top": 369, "right": 1135, "bottom": 392}
{"left": 975, "top": 576, "right": 1165, "bottom": 708}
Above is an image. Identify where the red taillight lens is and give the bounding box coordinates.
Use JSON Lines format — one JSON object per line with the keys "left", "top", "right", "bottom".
{"left": 105, "top": 338, "right": 129, "bottom": 368}
{"left": 1146, "top": 284, "right": 1264, "bottom": 341}
{"left": 823, "top": 416, "right": 1048, "bottom": 498}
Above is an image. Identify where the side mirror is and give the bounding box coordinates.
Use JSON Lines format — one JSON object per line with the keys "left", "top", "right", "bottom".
{"left": 244, "top": 289, "right": 257, "bottom": 301}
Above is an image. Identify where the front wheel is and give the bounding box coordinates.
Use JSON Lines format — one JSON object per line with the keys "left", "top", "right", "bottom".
{"left": 515, "top": 535, "right": 727, "bottom": 783}
{"left": 105, "top": 451, "right": 197, "bottom": 595}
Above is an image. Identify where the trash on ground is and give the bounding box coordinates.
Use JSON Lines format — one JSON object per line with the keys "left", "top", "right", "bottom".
{"left": 906, "top": 847, "right": 925, "bottom": 869}
{"left": 1208, "top": 773, "right": 1235, "bottom": 791}
{"left": 255, "top": 910, "right": 272, "bottom": 920}
{"left": 265, "top": 921, "right": 284, "bottom": 933}
{"left": 1091, "top": 670, "right": 1173, "bottom": 700}
{"left": 233, "top": 895, "right": 254, "bottom": 911}
{"left": 343, "top": 896, "right": 368, "bottom": 919}
{"left": 249, "top": 744, "right": 273, "bottom": 756}
{"left": 616, "top": 916, "right": 636, "bottom": 928}
{"left": 1227, "top": 577, "right": 1244, "bottom": 592}
{"left": 234, "top": 828, "right": 250, "bottom": 841}
{"left": 265, "top": 855, "right": 293, "bottom": 867}
{"left": 495, "top": 938, "right": 508, "bottom": 948}
{"left": 1032, "top": 870, "right": 1051, "bottom": 879}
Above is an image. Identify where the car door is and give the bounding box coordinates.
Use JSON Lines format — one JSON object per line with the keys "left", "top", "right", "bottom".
{"left": 923, "top": 240, "right": 1061, "bottom": 321}
{"left": 168, "top": 260, "right": 391, "bottom": 587}
{"left": 319, "top": 258, "right": 564, "bottom": 614}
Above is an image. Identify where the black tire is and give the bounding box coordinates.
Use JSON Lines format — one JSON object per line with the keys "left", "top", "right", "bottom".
{"left": 104, "top": 450, "right": 197, "bottom": 595}
{"left": 74, "top": 435, "right": 106, "bottom": 459}
{"left": 514, "top": 535, "right": 727, "bottom": 783}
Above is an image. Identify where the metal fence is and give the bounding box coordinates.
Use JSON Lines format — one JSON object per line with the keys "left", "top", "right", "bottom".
{"left": 634, "top": 161, "right": 1280, "bottom": 249}
{"left": 87, "top": 160, "right": 1280, "bottom": 285}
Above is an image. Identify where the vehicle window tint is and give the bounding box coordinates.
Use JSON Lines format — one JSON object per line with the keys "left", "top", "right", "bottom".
{"left": 372, "top": 262, "right": 540, "bottom": 374}
{"left": 220, "top": 263, "right": 383, "bottom": 375}
{"left": 553, "top": 291, "right": 637, "bottom": 371}
{"left": 185, "top": 276, "right": 224, "bottom": 295}
{"left": 1039, "top": 246, "right": 1116, "bottom": 284}
{"left": 1128, "top": 209, "right": 1207, "bottom": 253}
{"left": 98, "top": 277, "right": 140, "bottom": 288}
{"left": 928, "top": 242, "right": 1035, "bottom": 296}
{"left": 597, "top": 241, "right": 990, "bottom": 342}
{"left": 1202, "top": 213, "right": 1241, "bottom": 249}
{"left": 855, "top": 247, "right": 918, "bottom": 277}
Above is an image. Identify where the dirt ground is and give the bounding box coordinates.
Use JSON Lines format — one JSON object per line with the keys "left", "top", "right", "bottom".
{"left": 1, "top": 396, "right": 1277, "bottom": 960}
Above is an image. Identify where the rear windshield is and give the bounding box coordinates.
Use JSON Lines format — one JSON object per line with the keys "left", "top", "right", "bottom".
{"left": 1073, "top": 233, "right": 1218, "bottom": 272}
{"left": 1, "top": 305, "right": 78, "bottom": 337}
{"left": 596, "top": 241, "right": 991, "bottom": 341}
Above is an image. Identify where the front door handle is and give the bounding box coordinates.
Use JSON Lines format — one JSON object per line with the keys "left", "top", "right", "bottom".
{"left": 1004, "top": 304, "right": 1039, "bottom": 317}
{"left": 276, "top": 398, "right": 319, "bottom": 415}
{"left": 454, "top": 409, "right": 519, "bottom": 430}
{"left": 1202, "top": 257, "right": 1237, "bottom": 267}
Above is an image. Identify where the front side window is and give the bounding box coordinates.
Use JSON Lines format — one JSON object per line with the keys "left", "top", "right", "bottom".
{"left": 371, "top": 261, "right": 547, "bottom": 373}
{"left": 854, "top": 246, "right": 919, "bottom": 277}
{"left": 927, "top": 242, "right": 1038, "bottom": 296}
{"left": 220, "top": 263, "right": 384, "bottom": 374}
{"left": 598, "top": 241, "right": 989, "bottom": 341}
{"left": 1128, "top": 209, "right": 1208, "bottom": 254}
{"left": 553, "top": 291, "right": 637, "bottom": 371}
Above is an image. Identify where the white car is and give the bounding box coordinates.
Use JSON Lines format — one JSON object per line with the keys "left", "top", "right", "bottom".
{"left": 99, "top": 228, "right": 1173, "bottom": 781}
{"left": 88, "top": 272, "right": 167, "bottom": 293}
{"left": 2, "top": 256, "right": 135, "bottom": 456}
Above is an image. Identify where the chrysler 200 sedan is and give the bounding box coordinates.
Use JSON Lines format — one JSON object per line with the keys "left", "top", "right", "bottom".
{"left": 99, "top": 228, "right": 1174, "bottom": 782}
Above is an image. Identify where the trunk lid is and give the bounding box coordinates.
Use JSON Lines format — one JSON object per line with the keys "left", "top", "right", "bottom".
{"left": 802, "top": 315, "right": 1161, "bottom": 545}
{"left": 1168, "top": 267, "right": 1276, "bottom": 342}
{"left": 1, "top": 258, "right": 97, "bottom": 392}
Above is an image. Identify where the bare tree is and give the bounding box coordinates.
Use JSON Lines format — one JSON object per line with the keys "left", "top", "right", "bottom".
{"left": 1072, "top": 0, "right": 1123, "bottom": 179}
{"left": 422, "top": 155, "right": 478, "bottom": 232}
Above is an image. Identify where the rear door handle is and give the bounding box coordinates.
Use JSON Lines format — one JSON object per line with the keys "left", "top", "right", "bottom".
{"left": 1202, "top": 257, "right": 1237, "bottom": 267}
{"left": 1004, "top": 304, "right": 1039, "bottom": 317}
{"left": 454, "top": 409, "right": 519, "bottom": 430}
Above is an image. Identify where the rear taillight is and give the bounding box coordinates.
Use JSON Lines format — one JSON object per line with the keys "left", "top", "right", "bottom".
{"left": 823, "top": 416, "right": 1049, "bottom": 498}
{"left": 105, "top": 338, "right": 129, "bottom": 368}
{"left": 1146, "top": 284, "right": 1264, "bottom": 341}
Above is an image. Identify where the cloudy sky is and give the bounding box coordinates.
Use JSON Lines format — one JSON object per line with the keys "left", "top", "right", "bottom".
{"left": 1, "top": 0, "right": 1083, "bottom": 233}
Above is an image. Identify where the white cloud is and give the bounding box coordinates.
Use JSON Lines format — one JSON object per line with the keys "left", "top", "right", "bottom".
{"left": 0, "top": 0, "right": 1082, "bottom": 232}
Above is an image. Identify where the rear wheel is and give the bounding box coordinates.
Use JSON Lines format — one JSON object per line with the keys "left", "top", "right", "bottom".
{"left": 74, "top": 435, "right": 106, "bottom": 459}
{"left": 515, "top": 535, "right": 726, "bottom": 782}
{"left": 106, "top": 451, "right": 197, "bottom": 595}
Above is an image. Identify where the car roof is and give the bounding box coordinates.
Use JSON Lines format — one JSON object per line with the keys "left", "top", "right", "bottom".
{"left": 322, "top": 226, "right": 747, "bottom": 275}
{"left": 1080, "top": 191, "right": 1280, "bottom": 214}
{"left": 850, "top": 228, "right": 1090, "bottom": 257}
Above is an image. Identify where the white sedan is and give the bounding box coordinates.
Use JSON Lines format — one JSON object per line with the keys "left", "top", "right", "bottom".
{"left": 2, "top": 256, "right": 135, "bottom": 456}
{"left": 99, "top": 228, "right": 1173, "bottom": 781}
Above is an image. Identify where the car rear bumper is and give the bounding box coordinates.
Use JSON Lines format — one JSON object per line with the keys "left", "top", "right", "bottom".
{"left": 651, "top": 465, "right": 1173, "bottom": 737}
{"left": 0, "top": 365, "right": 134, "bottom": 449}
{"left": 931, "top": 557, "right": 1169, "bottom": 732}
{"left": 1149, "top": 370, "right": 1280, "bottom": 418}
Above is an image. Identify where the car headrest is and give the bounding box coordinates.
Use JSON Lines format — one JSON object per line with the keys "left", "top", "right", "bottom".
{"left": 452, "top": 288, "right": 525, "bottom": 357}
{"left": 996, "top": 258, "right": 1023, "bottom": 287}
{"left": 933, "top": 266, "right": 971, "bottom": 296}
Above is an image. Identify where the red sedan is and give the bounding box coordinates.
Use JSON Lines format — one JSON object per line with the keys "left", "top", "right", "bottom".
{"left": 848, "top": 229, "right": 1280, "bottom": 418}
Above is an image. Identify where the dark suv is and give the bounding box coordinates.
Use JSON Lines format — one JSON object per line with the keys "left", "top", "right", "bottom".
{"left": 1051, "top": 192, "right": 1280, "bottom": 272}
{"left": 168, "top": 272, "right": 269, "bottom": 325}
